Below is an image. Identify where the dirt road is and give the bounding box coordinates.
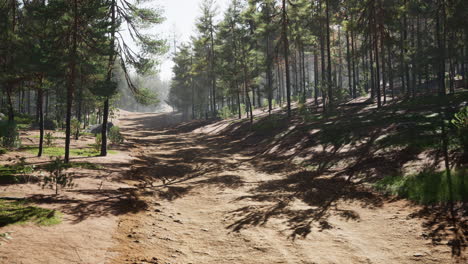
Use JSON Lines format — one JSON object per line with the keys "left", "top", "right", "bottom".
{"left": 109, "top": 111, "right": 461, "bottom": 264}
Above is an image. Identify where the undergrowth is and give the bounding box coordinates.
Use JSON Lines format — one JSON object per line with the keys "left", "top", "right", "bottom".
{"left": 375, "top": 168, "right": 467, "bottom": 204}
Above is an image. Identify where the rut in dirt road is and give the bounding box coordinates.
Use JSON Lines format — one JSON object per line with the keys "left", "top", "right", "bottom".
{"left": 110, "top": 112, "right": 461, "bottom": 264}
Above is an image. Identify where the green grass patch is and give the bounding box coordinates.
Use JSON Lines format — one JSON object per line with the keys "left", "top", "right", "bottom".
{"left": 38, "top": 161, "right": 103, "bottom": 171}
{"left": 22, "top": 146, "right": 117, "bottom": 157}
{"left": 0, "top": 165, "right": 19, "bottom": 184}
{"left": 375, "top": 169, "right": 468, "bottom": 204}
{"left": 0, "top": 199, "right": 61, "bottom": 227}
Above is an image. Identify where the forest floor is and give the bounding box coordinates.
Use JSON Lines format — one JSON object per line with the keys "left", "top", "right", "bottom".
{"left": 1, "top": 95, "right": 467, "bottom": 264}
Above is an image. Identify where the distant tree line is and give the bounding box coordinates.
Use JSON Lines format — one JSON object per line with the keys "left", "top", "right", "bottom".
{"left": 168, "top": 0, "right": 468, "bottom": 120}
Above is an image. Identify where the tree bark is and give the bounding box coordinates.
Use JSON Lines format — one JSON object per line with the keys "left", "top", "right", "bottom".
{"left": 100, "top": 0, "right": 116, "bottom": 156}
{"left": 325, "top": 0, "right": 333, "bottom": 108}
{"left": 65, "top": 0, "right": 78, "bottom": 163}
{"left": 282, "top": 0, "right": 292, "bottom": 117}
{"left": 37, "top": 78, "right": 44, "bottom": 157}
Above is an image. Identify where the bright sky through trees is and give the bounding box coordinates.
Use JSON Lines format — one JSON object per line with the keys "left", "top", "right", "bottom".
{"left": 158, "top": 0, "right": 230, "bottom": 80}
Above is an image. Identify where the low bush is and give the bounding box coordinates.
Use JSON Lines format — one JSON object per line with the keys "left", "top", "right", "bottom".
{"left": 109, "top": 126, "right": 124, "bottom": 145}
{"left": 45, "top": 132, "right": 54, "bottom": 146}
{"left": 218, "top": 106, "right": 235, "bottom": 119}
{"left": 43, "top": 156, "right": 74, "bottom": 195}
{"left": 375, "top": 168, "right": 467, "bottom": 204}
{"left": 0, "top": 121, "right": 21, "bottom": 149}
{"left": 93, "top": 134, "right": 102, "bottom": 152}
{"left": 452, "top": 106, "right": 468, "bottom": 155}
{"left": 71, "top": 118, "right": 81, "bottom": 139}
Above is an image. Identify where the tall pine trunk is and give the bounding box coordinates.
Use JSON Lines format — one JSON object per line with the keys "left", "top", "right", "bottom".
{"left": 282, "top": 0, "right": 291, "bottom": 117}
{"left": 325, "top": 0, "right": 333, "bottom": 108}
{"left": 37, "top": 77, "right": 44, "bottom": 157}
{"left": 65, "top": 0, "right": 78, "bottom": 163}
{"left": 436, "top": 0, "right": 446, "bottom": 96}
{"left": 346, "top": 28, "right": 352, "bottom": 98}
{"left": 101, "top": 0, "right": 116, "bottom": 156}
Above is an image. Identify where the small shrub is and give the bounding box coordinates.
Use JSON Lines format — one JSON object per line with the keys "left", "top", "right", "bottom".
{"left": 14, "top": 156, "right": 34, "bottom": 179}
{"left": 375, "top": 168, "right": 467, "bottom": 204}
{"left": 0, "top": 148, "right": 7, "bottom": 155}
{"left": 109, "top": 126, "right": 124, "bottom": 145}
{"left": 44, "top": 119, "right": 57, "bottom": 130}
{"left": 218, "top": 106, "right": 235, "bottom": 119}
{"left": 0, "top": 121, "right": 21, "bottom": 149}
{"left": 93, "top": 134, "right": 102, "bottom": 152}
{"left": 43, "top": 156, "right": 74, "bottom": 195}
{"left": 15, "top": 113, "right": 34, "bottom": 129}
{"left": 71, "top": 118, "right": 81, "bottom": 139}
{"left": 45, "top": 132, "right": 54, "bottom": 147}
{"left": 239, "top": 103, "right": 247, "bottom": 117}
{"left": 452, "top": 106, "right": 468, "bottom": 154}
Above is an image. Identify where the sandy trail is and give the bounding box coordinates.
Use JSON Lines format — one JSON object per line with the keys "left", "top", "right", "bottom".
{"left": 110, "top": 111, "right": 461, "bottom": 264}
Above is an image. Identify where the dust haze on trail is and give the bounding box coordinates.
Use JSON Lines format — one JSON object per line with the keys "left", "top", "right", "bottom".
{"left": 114, "top": 68, "right": 173, "bottom": 113}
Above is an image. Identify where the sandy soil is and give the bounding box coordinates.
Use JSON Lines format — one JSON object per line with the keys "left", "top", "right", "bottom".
{"left": 0, "top": 114, "right": 135, "bottom": 264}
{"left": 109, "top": 111, "right": 464, "bottom": 264}
{"left": 0, "top": 110, "right": 465, "bottom": 264}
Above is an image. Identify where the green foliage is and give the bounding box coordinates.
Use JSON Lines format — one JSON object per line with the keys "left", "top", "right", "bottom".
{"left": 0, "top": 121, "right": 21, "bottom": 149}
{"left": 451, "top": 106, "right": 468, "bottom": 129}
{"left": 0, "top": 148, "right": 7, "bottom": 155}
{"left": 12, "top": 156, "right": 34, "bottom": 179}
{"left": 375, "top": 169, "right": 467, "bottom": 204}
{"left": 240, "top": 104, "right": 247, "bottom": 117}
{"left": 43, "top": 157, "right": 74, "bottom": 195}
{"left": 93, "top": 134, "right": 102, "bottom": 152}
{"left": 218, "top": 106, "right": 236, "bottom": 119}
{"left": 0, "top": 199, "right": 61, "bottom": 227}
{"left": 451, "top": 106, "right": 468, "bottom": 153}
{"left": 15, "top": 113, "right": 34, "bottom": 129}
{"left": 109, "top": 126, "right": 124, "bottom": 145}
{"left": 71, "top": 118, "right": 81, "bottom": 139}
{"left": 45, "top": 132, "right": 54, "bottom": 147}
{"left": 24, "top": 146, "right": 115, "bottom": 157}
{"left": 89, "top": 80, "right": 118, "bottom": 97}
{"left": 0, "top": 157, "right": 34, "bottom": 184}
{"left": 44, "top": 119, "right": 58, "bottom": 130}
{"left": 134, "top": 88, "right": 159, "bottom": 106}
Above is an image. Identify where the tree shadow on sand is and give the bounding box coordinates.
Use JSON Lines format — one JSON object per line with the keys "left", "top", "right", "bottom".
{"left": 29, "top": 188, "right": 148, "bottom": 224}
